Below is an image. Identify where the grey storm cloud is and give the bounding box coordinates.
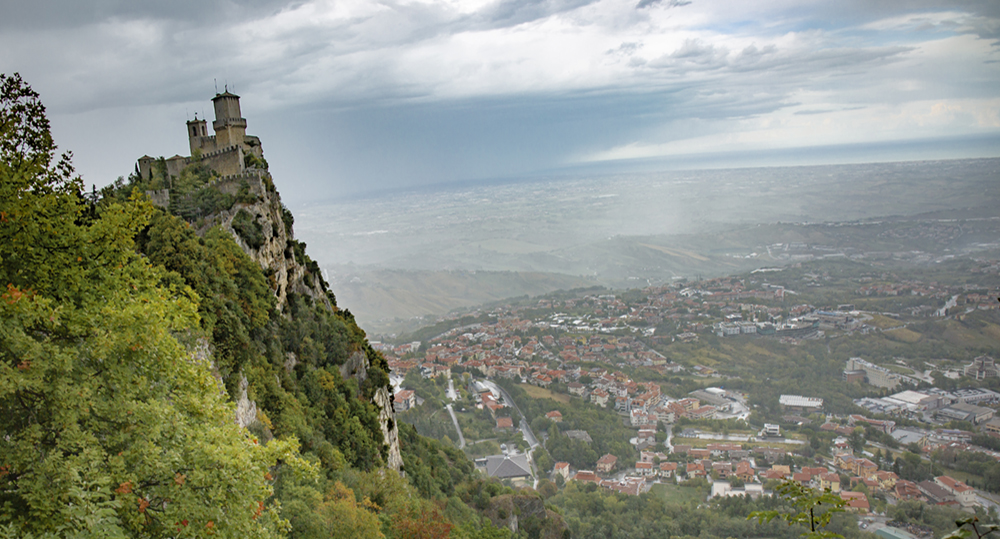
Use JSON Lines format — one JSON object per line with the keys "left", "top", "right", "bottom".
{"left": 636, "top": 0, "right": 691, "bottom": 10}
{"left": 794, "top": 106, "right": 866, "bottom": 116}
{"left": 645, "top": 38, "right": 912, "bottom": 81}
{"left": 607, "top": 42, "right": 643, "bottom": 57}
{"left": 1, "top": 0, "right": 997, "bottom": 201}
{"left": 458, "top": 0, "right": 600, "bottom": 30}
{"left": 0, "top": 0, "right": 299, "bottom": 29}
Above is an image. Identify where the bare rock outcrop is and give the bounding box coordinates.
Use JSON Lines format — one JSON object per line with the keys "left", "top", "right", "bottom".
{"left": 207, "top": 171, "right": 401, "bottom": 472}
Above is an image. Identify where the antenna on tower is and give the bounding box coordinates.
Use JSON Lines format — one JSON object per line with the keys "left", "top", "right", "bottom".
{"left": 214, "top": 78, "right": 218, "bottom": 93}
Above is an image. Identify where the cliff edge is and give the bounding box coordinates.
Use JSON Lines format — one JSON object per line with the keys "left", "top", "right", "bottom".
{"left": 133, "top": 91, "right": 401, "bottom": 472}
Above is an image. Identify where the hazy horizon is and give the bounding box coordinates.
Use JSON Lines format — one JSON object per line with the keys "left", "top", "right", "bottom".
{"left": 292, "top": 156, "right": 1000, "bottom": 331}
{"left": 2, "top": 0, "right": 997, "bottom": 204}
{"left": 292, "top": 134, "right": 1000, "bottom": 205}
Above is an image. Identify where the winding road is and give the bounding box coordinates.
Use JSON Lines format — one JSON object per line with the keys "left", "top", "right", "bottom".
{"left": 446, "top": 379, "right": 466, "bottom": 448}
{"left": 483, "top": 380, "right": 540, "bottom": 448}
{"left": 482, "top": 379, "right": 542, "bottom": 488}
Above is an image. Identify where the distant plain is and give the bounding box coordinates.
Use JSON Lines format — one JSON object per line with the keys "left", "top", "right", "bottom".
{"left": 293, "top": 158, "right": 1000, "bottom": 334}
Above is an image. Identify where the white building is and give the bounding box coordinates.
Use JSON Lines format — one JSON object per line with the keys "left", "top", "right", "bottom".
{"left": 846, "top": 357, "right": 905, "bottom": 390}
{"left": 760, "top": 424, "right": 781, "bottom": 437}
{"left": 779, "top": 395, "right": 824, "bottom": 411}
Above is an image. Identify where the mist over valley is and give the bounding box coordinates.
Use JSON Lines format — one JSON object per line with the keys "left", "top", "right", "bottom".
{"left": 295, "top": 158, "right": 1000, "bottom": 333}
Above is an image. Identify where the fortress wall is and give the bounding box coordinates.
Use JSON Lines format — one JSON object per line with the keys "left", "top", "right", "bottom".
{"left": 165, "top": 156, "right": 191, "bottom": 178}
{"left": 145, "top": 189, "right": 170, "bottom": 208}
{"left": 138, "top": 157, "right": 153, "bottom": 181}
{"left": 214, "top": 170, "right": 267, "bottom": 197}
{"left": 191, "top": 135, "right": 219, "bottom": 155}
{"left": 203, "top": 146, "right": 244, "bottom": 177}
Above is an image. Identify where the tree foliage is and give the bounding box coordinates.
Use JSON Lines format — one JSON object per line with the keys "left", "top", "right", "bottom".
{"left": 138, "top": 211, "right": 274, "bottom": 392}
{"left": 748, "top": 480, "right": 847, "bottom": 539}
{"left": 0, "top": 72, "right": 294, "bottom": 538}
{"left": 543, "top": 480, "right": 853, "bottom": 539}
{"left": 944, "top": 516, "right": 999, "bottom": 539}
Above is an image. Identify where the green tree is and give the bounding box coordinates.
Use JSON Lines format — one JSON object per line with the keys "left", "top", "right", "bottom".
{"left": 533, "top": 446, "right": 555, "bottom": 474}
{"left": 944, "top": 516, "right": 998, "bottom": 539}
{"left": 749, "top": 480, "right": 847, "bottom": 539}
{"left": 0, "top": 72, "right": 297, "bottom": 538}
{"left": 848, "top": 429, "right": 865, "bottom": 453}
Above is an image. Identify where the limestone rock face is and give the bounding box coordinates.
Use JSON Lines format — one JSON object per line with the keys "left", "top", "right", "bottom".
{"left": 205, "top": 170, "right": 401, "bottom": 472}
{"left": 201, "top": 170, "right": 328, "bottom": 312}
{"left": 374, "top": 386, "right": 404, "bottom": 471}
{"left": 341, "top": 351, "right": 403, "bottom": 471}
{"left": 486, "top": 495, "right": 566, "bottom": 536}
{"left": 234, "top": 374, "right": 259, "bottom": 430}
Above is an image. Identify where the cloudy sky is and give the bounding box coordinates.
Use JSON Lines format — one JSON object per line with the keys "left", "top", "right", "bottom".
{"left": 2, "top": 0, "right": 999, "bottom": 203}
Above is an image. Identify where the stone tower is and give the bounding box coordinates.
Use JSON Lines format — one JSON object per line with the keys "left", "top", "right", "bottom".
{"left": 186, "top": 116, "right": 208, "bottom": 155}
{"left": 212, "top": 91, "right": 247, "bottom": 148}
{"left": 139, "top": 90, "right": 263, "bottom": 181}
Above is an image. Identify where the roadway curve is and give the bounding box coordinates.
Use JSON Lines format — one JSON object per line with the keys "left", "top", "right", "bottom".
{"left": 483, "top": 380, "right": 540, "bottom": 448}
{"left": 446, "top": 379, "right": 466, "bottom": 448}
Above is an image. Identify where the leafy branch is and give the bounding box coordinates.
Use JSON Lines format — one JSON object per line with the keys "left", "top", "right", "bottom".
{"left": 748, "top": 480, "right": 847, "bottom": 539}
{"left": 944, "top": 517, "right": 998, "bottom": 539}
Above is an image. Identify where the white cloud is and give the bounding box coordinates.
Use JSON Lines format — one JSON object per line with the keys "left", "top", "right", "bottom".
{"left": 582, "top": 96, "right": 1000, "bottom": 162}
{"left": 1, "top": 0, "right": 997, "bottom": 193}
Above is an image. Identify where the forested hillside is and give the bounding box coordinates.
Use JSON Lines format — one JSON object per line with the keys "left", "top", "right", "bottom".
{"left": 0, "top": 73, "right": 534, "bottom": 539}
{"left": 7, "top": 72, "right": 988, "bottom": 539}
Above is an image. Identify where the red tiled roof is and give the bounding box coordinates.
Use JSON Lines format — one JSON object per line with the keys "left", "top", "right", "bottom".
{"left": 597, "top": 454, "right": 618, "bottom": 465}
{"left": 573, "top": 471, "right": 600, "bottom": 483}
{"left": 762, "top": 469, "right": 787, "bottom": 479}
{"left": 840, "top": 491, "right": 869, "bottom": 510}
{"left": 937, "top": 476, "right": 973, "bottom": 493}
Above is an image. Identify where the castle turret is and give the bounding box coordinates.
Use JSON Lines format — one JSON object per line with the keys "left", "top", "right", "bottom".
{"left": 212, "top": 91, "right": 247, "bottom": 148}
{"left": 186, "top": 116, "right": 208, "bottom": 155}
{"left": 138, "top": 90, "right": 259, "bottom": 182}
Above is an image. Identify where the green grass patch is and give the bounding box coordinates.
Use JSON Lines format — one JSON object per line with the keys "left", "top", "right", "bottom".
{"left": 882, "top": 363, "right": 915, "bottom": 375}
{"left": 884, "top": 327, "right": 923, "bottom": 343}
{"left": 868, "top": 314, "right": 902, "bottom": 329}
{"left": 672, "top": 435, "right": 804, "bottom": 450}
{"left": 518, "top": 383, "right": 571, "bottom": 404}
{"left": 650, "top": 482, "right": 707, "bottom": 505}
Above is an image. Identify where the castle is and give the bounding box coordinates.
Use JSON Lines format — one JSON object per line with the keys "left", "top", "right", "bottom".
{"left": 137, "top": 90, "right": 265, "bottom": 181}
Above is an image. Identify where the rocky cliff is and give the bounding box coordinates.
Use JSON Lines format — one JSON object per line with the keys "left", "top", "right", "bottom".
{"left": 149, "top": 165, "right": 402, "bottom": 472}
{"left": 196, "top": 169, "right": 329, "bottom": 312}
{"left": 485, "top": 494, "right": 568, "bottom": 538}
{"left": 228, "top": 168, "right": 402, "bottom": 471}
